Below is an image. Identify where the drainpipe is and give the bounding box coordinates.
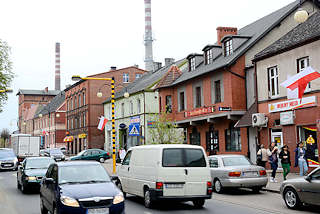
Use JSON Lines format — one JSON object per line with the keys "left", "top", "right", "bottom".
{"left": 144, "top": 91, "right": 146, "bottom": 145}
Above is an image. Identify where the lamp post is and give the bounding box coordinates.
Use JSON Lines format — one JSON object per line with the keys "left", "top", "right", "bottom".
{"left": 72, "top": 75, "right": 117, "bottom": 174}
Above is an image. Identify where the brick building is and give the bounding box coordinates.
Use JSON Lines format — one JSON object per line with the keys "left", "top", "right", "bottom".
{"left": 65, "top": 66, "right": 146, "bottom": 154}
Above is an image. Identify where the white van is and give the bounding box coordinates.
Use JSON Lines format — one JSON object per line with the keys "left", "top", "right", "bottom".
{"left": 116, "top": 144, "right": 212, "bottom": 208}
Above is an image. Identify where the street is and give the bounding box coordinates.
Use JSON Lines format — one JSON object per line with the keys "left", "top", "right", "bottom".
{"left": 0, "top": 170, "right": 318, "bottom": 214}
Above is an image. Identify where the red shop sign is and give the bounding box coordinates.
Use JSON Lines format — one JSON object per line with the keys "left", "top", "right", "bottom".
{"left": 184, "top": 106, "right": 215, "bottom": 117}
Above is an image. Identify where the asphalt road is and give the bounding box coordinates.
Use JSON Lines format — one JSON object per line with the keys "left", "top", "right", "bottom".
{"left": 0, "top": 170, "right": 318, "bottom": 214}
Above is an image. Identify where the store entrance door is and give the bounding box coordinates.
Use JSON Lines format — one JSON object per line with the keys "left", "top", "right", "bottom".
{"left": 271, "top": 130, "right": 283, "bottom": 168}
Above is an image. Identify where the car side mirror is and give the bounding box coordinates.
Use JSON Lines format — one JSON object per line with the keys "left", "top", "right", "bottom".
{"left": 305, "top": 176, "right": 311, "bottom": 182}
{"left": 45, "top": 178, "right": 55, "bottom": 184}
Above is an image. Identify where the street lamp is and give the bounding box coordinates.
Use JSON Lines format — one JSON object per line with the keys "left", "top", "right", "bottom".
{"left": 294, "top": 0, "right": 316, "bottom": 23}
{"left": 72, "top": 75, "right": 117, "bottom": 174}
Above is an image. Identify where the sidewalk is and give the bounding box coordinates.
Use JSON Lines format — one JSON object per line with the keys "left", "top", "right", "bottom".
{"left": 102, "top": 159, "right": 300, "bottom": 193}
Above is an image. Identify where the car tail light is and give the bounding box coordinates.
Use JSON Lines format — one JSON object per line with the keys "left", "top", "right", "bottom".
{"left": 156, "top": 182, "right": 163, "bottom": 190}
{"left": 259, "top": 170, "right": 267, "bottom": 176}
{"left": 207, "top": 181, "right": 212, "bottom": 194}
{"left": 228, "top": 171, "right": 241, "bottom": 177}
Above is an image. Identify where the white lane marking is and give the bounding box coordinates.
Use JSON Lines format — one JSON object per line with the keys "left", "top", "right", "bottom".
{"left": 12, "top": 173, "right": 16, "bottom": 177}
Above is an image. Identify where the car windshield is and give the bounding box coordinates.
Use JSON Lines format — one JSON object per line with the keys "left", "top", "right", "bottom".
{"left": 0, "top": 150, "right": 16, "bottom": 159}
{"left": 25, "top": 158, "right": 55, "bottom": 169}
{"left": 222, "top": 156, "right": 252, "bottom": 167}
{"left": 49, "top": 149, "right": 63, "bottom": 155}
{"left": 59, "top": 164, "right": 111, "bottom": 184}
{"left": 77, "top": 150, "right": 86, "bottom": 156}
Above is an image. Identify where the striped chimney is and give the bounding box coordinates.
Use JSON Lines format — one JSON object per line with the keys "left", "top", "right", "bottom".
{"left": 55, "top": 42, "right": 61, "bottom": 91}
{"left": 144, "top": 0, "right": 154, "bottom": 71}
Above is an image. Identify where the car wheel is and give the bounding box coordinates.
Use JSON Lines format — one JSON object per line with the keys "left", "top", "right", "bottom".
{"left": 116, "top": 181, "right": 126, "bottom": 198}
{"left": 193, "top": 199, "right": 205, "bottom": 208}
{"left": 252, "top": 186, "right": 262, "bottom": 193}
{"left": 99, "top": 157, "right": 105, "bottom": 163}
{"left": 40, "top": 198, "right": 48, "bottom": 214}
{"left": 284, "top": 188, "right": 301, "bottom": 209}
{"left": 144, "top": 189, "right": 154, "bottom": 208}
{"left": 214, "top": 179, "right": 223, "bottom": 193}
{"left": 17, "top": 178, "right": 21, "bottom": 190}
{"left": 21, "top": 183, "right": 27, "bottom": 193}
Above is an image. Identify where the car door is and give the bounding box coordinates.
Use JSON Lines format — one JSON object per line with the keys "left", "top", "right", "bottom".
{"left": 82, "top": 151, "right": 92, "bottom": 160}
{"left": 42, "top": 165, "right": 53, "bottom": 210}
{"left": 91, "top": 150, "right": 101, "bottom": 161}
{"left": 118, "top": 150, "right": 132, "bottom": 193}
{"left": 47, "top": 165, "right": 59, "bottom": 213}
{"left": 302, "top": 169, "right": 320, "bottom": 205}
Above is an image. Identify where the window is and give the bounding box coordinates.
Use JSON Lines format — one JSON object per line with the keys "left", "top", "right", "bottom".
{"left": 224, "top": 39, "right": 233, "bottom": 56}
{"left": 179, "top": 91, "right": 185, "bottom": 111}
{"left": 162, "top": 148, "right": 206, "bottom": 167}
{"left": 162, "top": 149, "right": 184, "bottom": 167}
{"left": 79, "top": 94, "right": 81, "bottom": 107}
{"left": 83, "top": 113, "right": 86, "bottom": 127}
{"left": 189, "top": 57, "right": 196, "bottom": 71}
{"left": 137, "top": 99, "right": 141, "bottom": 113}
{"left": 71, "top": 97, "right": 73, "bottom": 110}
{"left": 83, "top": 93, "right": 86, "bottom": 105}
{"left": 268, "top": 66, "right": 279, "bottom": 97}
{"left": 122, "top": 151, "right": 132, "bottom": 165}
{"left": 74, "top": 96, "right": 77, "bottom": 109}
{"left": 121, "top": 103, "right": 125, "bottom": 117}
{"left": 67, "top": 119, "right": 69, "bottom": 129}
{"left": 79, "top": 116, "right": 82, "bottom": 128}
{"left": 130, "top": 101, "right": 133, "bottom": 115}
{"left": 195, "top": 86, "right": 202, "bottom": 108}
{"left": 209, "top": 158, "right": 219, "bottom": 168}
{"left": 225, "top": 124, "right": 241, "bottom": 152}
{"left": 71, "top": 119, "right": 73, "bottom": 129}
{"left": 222, "top": 156, "right": 251, "bottom": 166}
{"left": 297, "top": 57, "right": 311, "bottom": 91}
{"left": 123, "top": 73, "right": 129, "bottom": 83}
{"left": 135, "top": 73, "right": 142, "bottom": 79}
{"left": 165, "top": 95, "right": 172, "bottom": 113}
{"left": 206, "top": 49, "right": 213, "bottom": 65}
{"left": 214, "top": 80, "right": 221, "bottom": 103}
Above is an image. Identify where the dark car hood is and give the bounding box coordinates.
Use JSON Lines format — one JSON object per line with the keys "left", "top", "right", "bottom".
{"left": 60, "top": 182, "right": 120, "bottom": 199}
{"left": 25, "top": 168, "right": 48, "bottom": 177}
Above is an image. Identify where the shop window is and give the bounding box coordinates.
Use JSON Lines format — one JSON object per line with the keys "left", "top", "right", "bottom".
{"left": 225, "top": 124, "right": 241, "bottom": 152}
{"left": 297, "top": 57, "right": 311, "bottom": 91}
{"left": 165, "top": 95, "right": 172, "bottom": 113}
{"left": 189, "top": 127, "right": 201, "bottom": 146}
{"left": 206, "top": 126, "right": 219, "bottom": 155}
{"left": 268, "top": 66, "right": 279, "bottom": 98}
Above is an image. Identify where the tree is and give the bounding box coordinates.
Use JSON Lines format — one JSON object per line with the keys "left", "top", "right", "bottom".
{"left": 0, "top": 39, "right": 13, "bottom": 112}
{"left": 149, "top": 111, "right": 184, "bottom": 144}
{"left": 0, "top": 128, "right": 10, "bottom": 148}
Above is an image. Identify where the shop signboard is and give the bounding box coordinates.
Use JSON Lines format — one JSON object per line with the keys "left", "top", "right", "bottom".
{"left": 268, "top": 96, "right": 316, "bottom": 113}
{"left": 280, "top": 111, "right": 294, "bottom": 125}
{"left": 184, "top": 106, "right": 215, "bottom": 117}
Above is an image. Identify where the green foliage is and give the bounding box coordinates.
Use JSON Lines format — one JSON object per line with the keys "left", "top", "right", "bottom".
{"left": 149, "top": 111, "right": 184, "bottom": 144}
{"left": 0, "top": 39, "right": 13, "bottom": 112}
{"left": 0, "top": 128, "right": 10, "bottom": 148}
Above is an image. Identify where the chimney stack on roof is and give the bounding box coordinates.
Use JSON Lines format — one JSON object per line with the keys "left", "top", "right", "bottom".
{"left": 110, "top": 66, "right": 117, "bottom": 71}
{"left": 55, "top": 42, "right": 61, "bottom": 91}
{"left": 165, "top": 58, "right": 175, "bottom": 67}
{"left": 153, "top": 62, "right": 162, "bottom": 71}
{"left": 216, "top": 27, "right": 238, "bottom": 45}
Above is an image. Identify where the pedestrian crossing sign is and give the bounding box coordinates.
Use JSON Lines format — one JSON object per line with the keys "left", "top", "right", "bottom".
{"left": 129, "top": 124, "right": 140, "bottom": 136}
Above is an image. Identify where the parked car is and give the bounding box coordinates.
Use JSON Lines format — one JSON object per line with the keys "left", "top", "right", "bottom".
{"left": 40, "top": 161, "right": 124, "bottom": 214}
{"left": 59, "top": 147, "right": 67, "bottom": 155}
{"left": 46, "top": 148, "right": 66, "bottom": 161}
{"left": 69, "top": 149, "right": 110, "bottom": 163}
{"left": 280, "top": 167, "right": 320, "bottom": 209}
{"left": 40, "top": 149, "right": 47, "bottom": 157}
{"left": 17, "top": 157, "right": 55, "bottom": 193}
{"left": 208, "top": 155, "right": 268, "bottom": 193}
{"left": 116, "top": 144, "right": 212, "bottom": 208}
{"left": 0, "top": 148, "right": 18, "bottom": 171}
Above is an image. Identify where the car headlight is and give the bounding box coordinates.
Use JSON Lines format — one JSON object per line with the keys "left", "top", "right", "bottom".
{"left": 13, "top": 158, "right": 18, "bottom": 164}
{"left": 26, "top": 176, "right": 37, "bottom": 181}
{"left": 113, "top": 193, "right": 124, "bottom": 204}
{"left": 60, "top": 196, "right": 80, "bottom": 207}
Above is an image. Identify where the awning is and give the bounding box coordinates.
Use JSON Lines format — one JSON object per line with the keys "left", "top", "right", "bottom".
{"left": 234, "top": 103, "right": 257, "bottom": 128}
{"left": 63, "top": 136, "right": 74, "bottom": 142}
{"left": 303, "top": 125, "right": 317, "bottom": 132}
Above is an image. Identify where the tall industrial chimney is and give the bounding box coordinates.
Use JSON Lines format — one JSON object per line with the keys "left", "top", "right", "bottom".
{"left": 144, "top": 0, "right": 154, "bottom": 71}
{"left": 55, "top": 42, "right": 61, "bottom": 91}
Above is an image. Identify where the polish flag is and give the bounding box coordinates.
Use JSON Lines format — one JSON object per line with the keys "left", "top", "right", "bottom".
{"left": 281, "top": 67, "right": 320, "bottom": 99}
{"left": 97, "top": 116, "right": 108, "bottom": 131}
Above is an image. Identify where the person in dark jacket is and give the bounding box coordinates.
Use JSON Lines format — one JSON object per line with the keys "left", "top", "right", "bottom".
{"left": 279, "top": 144, "right": 291, "bottom": 180}
{"left": 294, "top": 142, "right": 309, "bottom": 176}
{"left": 267, "top": 142, "right": 279, "bottom": 182}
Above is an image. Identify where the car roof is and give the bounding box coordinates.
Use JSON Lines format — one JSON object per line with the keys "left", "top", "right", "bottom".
{"left": 129, "top": 144, "right": 205, "bottom": 150}
{"left": 208, "top": 154, "right": 246, "bottom": 158}
{"left": 55, "top": 161, "right": 101, "bottom": 167}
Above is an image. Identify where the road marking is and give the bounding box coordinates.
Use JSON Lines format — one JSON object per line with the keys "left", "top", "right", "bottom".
{"left": 12, "top": 173, "right": 16, "bottom": 177}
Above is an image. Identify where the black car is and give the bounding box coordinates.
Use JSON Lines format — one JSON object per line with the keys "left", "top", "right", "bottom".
{"left": 17, "top": 157, "right": 55, "bottom": 193}
{"left": 40, "top": 161, "right": 125, "bottom": 214}
{"left": 0, "top": 148, "right": 18, "bottom": 171}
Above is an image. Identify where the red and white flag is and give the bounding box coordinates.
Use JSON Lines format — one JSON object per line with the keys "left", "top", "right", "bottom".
{"left": 97, "top": 116, "right": 108, "bottom": 131}
{"left": 281, "top": 67, "right": 320, "bottom": 99}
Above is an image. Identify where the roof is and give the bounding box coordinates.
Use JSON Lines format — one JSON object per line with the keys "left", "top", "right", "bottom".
{"left": 35, "top": 91, "right": 65, "bottom": 118}
{"left": 16, "top": 89, "right": 60, "bottom": 96}
{"left": 156, "top": 65, "right": 183, "bottom": 88}
{"left": 103, "top": 59, "right": 187, "bottom": 103}
{"left": 25, "top": 104, "right": 40, "bottom": 121}
{"left": 234, "top": 102, "right": 257, "bottom": 128}
{"left": 254, "top": 11, "right": 320, "bottom": 61}
{"left": 169, "top": 0, "right": 301, "bottom": 86}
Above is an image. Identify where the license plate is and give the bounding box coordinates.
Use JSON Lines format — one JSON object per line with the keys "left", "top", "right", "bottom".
{"left": 3, "top": 164, "right": 12, "bottom": 167}
{"left": 243, "top": 172, "right": 257, "bottom": 176}
{"left": 165, "top": 183, "right": 184, "bottom": 189}
{"left": 87, "top": 208, "right": 109, "bottom": 214}
{"left": 56, "top": 159, "right": 61, "bottom": 161}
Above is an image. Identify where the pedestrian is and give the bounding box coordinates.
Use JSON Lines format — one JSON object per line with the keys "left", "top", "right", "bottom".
{"left": 279, "top": 144, "right": 291, "bottom": 180}
{"left": 257, "top": 144, "right": 268, "bottom": 168}
{"left": 294, "top": 142, "right": 309, "bottom": 176}
{"left": 267, "top": 142, "right": 279, "bottom": 182}
{"left": 119, "top": 147, "right": 127, "bottom": 161}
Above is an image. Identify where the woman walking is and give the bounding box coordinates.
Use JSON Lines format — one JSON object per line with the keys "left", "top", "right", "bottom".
{"left": 279, "top": 145, "right": 291, "bottom": 180}
{"left": 294, "top": 142, "right": 309, "bottom": 176}
{"left": 268, "top": 142, "right": 279, "bottom": 182}
{"left": 257, "top": 144, "right": 268, "bottom": 168}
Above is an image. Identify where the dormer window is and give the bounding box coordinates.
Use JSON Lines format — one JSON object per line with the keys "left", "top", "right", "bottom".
{"left": 205, "top": 49, "right": 213, "bottom": 65}
{"left": 189, "top": 57, "right": 196, "bottom": 71}
{"left": 224, "top": 39, "right": 233, "bottom": 56}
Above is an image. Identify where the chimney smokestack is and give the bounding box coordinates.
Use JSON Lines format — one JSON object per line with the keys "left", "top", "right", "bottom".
{"left": 216, "top": 27, "right": 238, "bottom": 45}
{"left": 110, "top": 66, "right": 117, "bottom": 71}
{"left": 144, "top": 0, "right": 154, "bottom": 71}
{"left": 55, "top": 42, "right": 61, "bottom": 91}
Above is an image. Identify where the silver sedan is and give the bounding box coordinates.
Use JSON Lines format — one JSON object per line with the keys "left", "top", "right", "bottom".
{"left": 280, "top": 167, "right": 320, "bottom": 209}
{"left": 208, "top": 155, "right": 268, "bottom": 193}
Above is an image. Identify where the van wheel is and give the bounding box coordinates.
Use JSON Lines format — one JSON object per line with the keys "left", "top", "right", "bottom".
{"left": 144, "top": 189, "right": 154, "bottom": 209}
{"left": 284, "top": 188, "right": 301, "bottom": 209}
{"left": 99, "top": 157, "right": 105, "bottom": 163}
{"left": 116, "top": 181, "right": 126, "bottom": 198}
{"left": 193, "top": 199, "right": 205, "bottom": 208}
{"left": 214, "top": 179, "right": 223, "bottom": 193}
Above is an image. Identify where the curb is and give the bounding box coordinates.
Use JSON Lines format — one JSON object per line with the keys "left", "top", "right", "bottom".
{"left": 262, "top": 188, "right": 280, "bottom": 194}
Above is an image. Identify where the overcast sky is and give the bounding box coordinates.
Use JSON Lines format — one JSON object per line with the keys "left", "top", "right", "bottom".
{"left": 0, "top": 0, "right": 295, "bottom": 132}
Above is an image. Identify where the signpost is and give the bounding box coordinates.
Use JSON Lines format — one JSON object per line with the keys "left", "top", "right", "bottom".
{"left": 129, "top": 116, "right": 140, "bottom": 136}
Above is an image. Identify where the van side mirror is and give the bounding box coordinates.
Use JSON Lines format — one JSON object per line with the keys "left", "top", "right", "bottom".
{"left": 116, "top": 158, "right": 122, "bottom": 164}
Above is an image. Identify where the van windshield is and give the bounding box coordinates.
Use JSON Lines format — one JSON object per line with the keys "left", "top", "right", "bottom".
{"left": 162, "top": 148, "right": 206, "bottom": 167}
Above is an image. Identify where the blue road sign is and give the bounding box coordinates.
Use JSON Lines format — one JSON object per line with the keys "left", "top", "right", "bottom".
{"left": 129, "top": 123, "right": 140, "bottom": 136}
